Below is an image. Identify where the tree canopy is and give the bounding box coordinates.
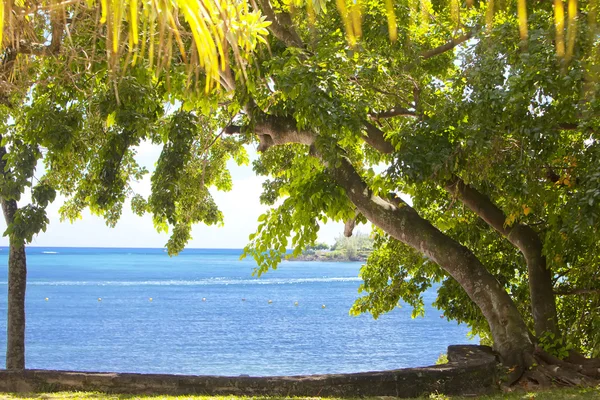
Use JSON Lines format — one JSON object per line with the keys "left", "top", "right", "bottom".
{"left": 0, "top": 0, "right": 599, "bottom": 385}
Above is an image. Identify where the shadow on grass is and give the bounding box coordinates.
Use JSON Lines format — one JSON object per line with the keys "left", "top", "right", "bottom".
{"left": 3, "top": 394, "right": 312, "bottom": 400}
{"left": 3, "top": 387, "right": 600, "bottom": 400}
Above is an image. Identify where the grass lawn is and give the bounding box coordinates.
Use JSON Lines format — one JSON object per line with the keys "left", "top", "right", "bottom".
{"left": 2, "top": 387, "right": 600, "bottom": 400}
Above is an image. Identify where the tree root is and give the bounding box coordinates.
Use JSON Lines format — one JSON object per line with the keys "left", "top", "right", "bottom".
{"left": 515, "top": 347, "right": 600, "bottom": 389}
{"left": 566, "top": 351, "right": 600, "bottom": 368}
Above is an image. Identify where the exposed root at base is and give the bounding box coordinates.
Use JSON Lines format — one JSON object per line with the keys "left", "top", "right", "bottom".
{"left": 512, "top": 348, "right": 600, "bottom": 389}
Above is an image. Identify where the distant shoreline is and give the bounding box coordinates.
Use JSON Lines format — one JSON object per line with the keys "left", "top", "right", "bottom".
{"left": 287, "top": 250, "right": 369, "bottom": 262}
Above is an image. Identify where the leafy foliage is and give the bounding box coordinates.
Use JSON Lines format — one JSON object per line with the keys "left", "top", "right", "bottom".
{"left": 237, "top": 0, "right": 600, "bottom": 357}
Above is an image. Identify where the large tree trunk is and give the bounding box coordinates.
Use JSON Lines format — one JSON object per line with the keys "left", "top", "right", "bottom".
{"left": 357, "top": 122, "right": 558, "bottom": 340}
{"left": 1, "top": 198, "right": 27, "bottom": 370}
{"left": 445, "top": 177, "right": 559, "bottom": 339}
{"left": 329, "top": 155, "right": 534, "bottom": 368}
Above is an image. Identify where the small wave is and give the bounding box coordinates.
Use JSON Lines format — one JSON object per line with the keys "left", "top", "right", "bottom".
{"left": 42, "top": 251, "right": 59, "bottom": 254}
{"left": 3, "top": 277, "right": 362, "bottom": 287}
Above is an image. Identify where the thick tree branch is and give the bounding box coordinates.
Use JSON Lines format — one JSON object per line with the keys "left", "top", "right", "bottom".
{"left": 370, "top": 106, "right": 417, "bottom": 119}
{"left": 445, "top": 177, "right": 510, "bottom": 236}
{"left": 421, "top": 31, "right": 474, "bottom": 60}
{"left": 360, "top": 105, "right": 560, "bottom": 338}
{"left": 256, "top": 0, "right": 303, "bottom": 48}
{"left": 445, "top": 176, "right": 559, "bottom": 337}
{"left": 12, "top": 15, "right": 65, "bottom": 57}
{"left": 225, "top": 115, "right": 314, "bottom": 152}
{"left": 1, "top": 18, "right": 65, "bottom": 89}
{"left": 363, "top": 122, "right": 395, "bottom": 154}
{"left": 326, "top": 152, "right": 532, "bottom": 369}
{"left": 49, "top": 10, "right": 66, "bottom": 54}
{"left": 554, "top": 287, "right": 600, "bottom": 296}
{"left": 343, "top": 217, "right": 355, "bottom": 237}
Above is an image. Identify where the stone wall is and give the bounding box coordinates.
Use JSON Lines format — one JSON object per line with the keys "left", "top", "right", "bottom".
{"left": 0, "top": 345, "right": 499, "bottom": 398}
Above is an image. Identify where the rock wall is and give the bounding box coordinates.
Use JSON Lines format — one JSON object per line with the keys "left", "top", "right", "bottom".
{"left": 0, "top": 345, "right": 499, "bottom": 398}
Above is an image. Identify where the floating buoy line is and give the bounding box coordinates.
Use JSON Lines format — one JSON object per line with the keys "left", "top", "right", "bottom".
{"left": 41, "top": 297, "right": 326, "bottom": 309}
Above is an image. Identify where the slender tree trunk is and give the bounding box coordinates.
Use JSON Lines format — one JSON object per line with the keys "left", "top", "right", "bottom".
{"left": 445, "top": 177, "right": 559, "bottom": 338}
{"left": 2, "top": 198, "right": 27, "bottom": 370}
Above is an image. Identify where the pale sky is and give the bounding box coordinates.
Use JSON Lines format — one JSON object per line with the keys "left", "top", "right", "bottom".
{"left": 0, "top": 141, "right": 354, "bottom": 249}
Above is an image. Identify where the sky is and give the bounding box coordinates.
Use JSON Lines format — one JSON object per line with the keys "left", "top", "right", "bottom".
{"left": 0, "top": 142, "right": 354, "bottom": 249}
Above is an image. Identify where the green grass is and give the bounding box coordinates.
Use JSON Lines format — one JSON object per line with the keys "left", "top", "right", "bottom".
{"left": 2, "top": 387, "right": 600, "bottom": 400}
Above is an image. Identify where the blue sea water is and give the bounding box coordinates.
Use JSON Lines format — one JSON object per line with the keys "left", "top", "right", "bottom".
{"left": 0, "top": 247, "right": 476, "bottom": 376}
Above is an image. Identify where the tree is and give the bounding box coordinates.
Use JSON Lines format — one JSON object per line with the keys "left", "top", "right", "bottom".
{"left": 232, "top": 0, "right": 600, "bottom": 385}
{"left": 0, "top": 0, "right": 268, "bottom": 370}
{"left": 2, "top": 0, "right": 599, "bottom": 387}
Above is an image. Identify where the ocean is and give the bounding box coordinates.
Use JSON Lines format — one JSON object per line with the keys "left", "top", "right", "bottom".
{"left": 0, "top": 247, "right": 476, "bottom": 376}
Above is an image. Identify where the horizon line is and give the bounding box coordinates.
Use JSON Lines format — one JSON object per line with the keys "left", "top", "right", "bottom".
{"left": 0, "top": 245, "right": 246, "bottom": 250}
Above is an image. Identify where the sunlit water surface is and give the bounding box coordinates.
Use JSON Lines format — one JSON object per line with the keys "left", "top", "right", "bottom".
{"left": 0, "top": 247, "right": 475, "bottom": 375}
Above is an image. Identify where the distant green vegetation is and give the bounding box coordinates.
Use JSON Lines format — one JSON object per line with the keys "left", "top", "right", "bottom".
{"left": 3, "top": 386, "right": 600, "bottom": 399}
{"left": 292, "top": 232, "right": 374, "bottom": 262}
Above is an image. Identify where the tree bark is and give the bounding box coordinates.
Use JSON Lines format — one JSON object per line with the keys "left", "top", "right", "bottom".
{"left": 445, "top": 177, "right": 559, "bottom": 339}
{"left": 1, "top": 198, "right": 27, "bottom": 370}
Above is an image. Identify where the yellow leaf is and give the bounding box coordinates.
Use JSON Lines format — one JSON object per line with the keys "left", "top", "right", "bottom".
{"left": 504, "top": 213, "right": 517, "bottom": 227}
{"left": 450, "top": 0, "right": 460, "bottom": 28}
{"left": 565, "top": 0, "right": 578, "bottom": 62}
{"left": 523, "top": 205, "right": 531, "bottom": 216}
{"left": 106, "top": 112, "right": 116, "bottom": 127}
{"left": 130, "top": 0, "right": 139, "bottom": 45}
{"left": 385, "top": 0, "right": 397, "bottom": 41}
{"left": 111, "top": 0, "right": 124, "bottom": 54}
{"left": 486, "top": 0, "right": 495, "bottom": 31}
{"left": 554, "top": 0, "right": 565, "bottom": 57}
{"left": 0, "top": 0, "right": 4, "bottom": 50}
{"left": 517, "top": 0, "right": 528, "bottom": 40}
{"left": 100, "top": 0, "right": 108, "bottom": 23}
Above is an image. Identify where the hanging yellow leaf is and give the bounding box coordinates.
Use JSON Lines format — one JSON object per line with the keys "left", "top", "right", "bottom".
{"left": 560, "top": 232, "right": 568, "bottom": 240}
{"left": 486, "top": 0, "right": 495, "bottom": 32}
{"left": 517, "top": 0, "right": 528, "bottom": 41}
{"left": 0, "top": 0, "right": 4, "bottom": 50}
{"left": 336, "top": 0, "right": 356, "bottom": 46}
{"left": 420, "top": 0, "right": 430, "bottom": 33}
{"left": 385, "top": 0, "right": 397, "bottom": 41}
{"left": 522, "top": 205, "right": 531, "bottom": 215}
{"left": 350, "top": 1, "right": 362, "bottom": 41}
{"left": 100, "top": 0, "right": 108, "bottom": 23}
{"left": 306, "top": 0, "right": 316, "bottom": 24}
{"left": 450, "top": 0, "right": 460, "bottom": 29}
{"left": 112, "top": 0, "right": 124, "bottom": 54}
{"left": 130, "top": 0, "right": 139, "bottom": 45}
{"left": 554, "top": 0, "right": 565, "bottom": 57}
{"left": 565, "top": 0, "right": 577, "bottom": 63}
